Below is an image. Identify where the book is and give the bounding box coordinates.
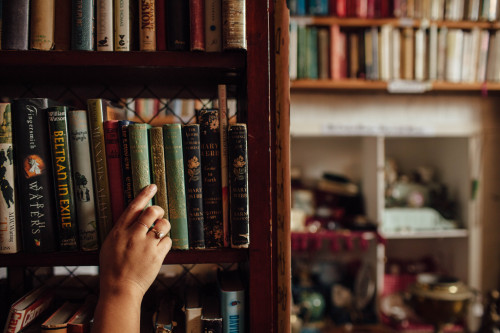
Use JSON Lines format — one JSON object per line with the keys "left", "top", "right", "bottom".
{"left": 228, "top": 124, "right": 249, "bottom": 248}
{"left": 163, "top": 124, "right": 189, "bottom": 250}
{"left": 289, "top": 21, "right": 298, "bottom": 80}
{"left": 414, "top": 28, "right": 426, "bottom": 81}
{"left": 54, "top": 0, "right": 72, "bottom": 50}
{"left": 199, "top": 109, "right": 223, "bottom": 248}
{"left": 391, "top": 27, "right": 401, "bottom": 80}
{"left": 0, "top": 103, "right": 19, "bottom": 254}
{"left": 96, "top": 0, "right": 113, "bottom": 51}
{"left": 71, "top": 0, "right": 94, "bottom": 50}
{"left": 218, "top": 85, "right": 230, "bottom": 247}
{"left": 149, "top": 127, "right": 169, "bottom": 219}
{"left": 182, "top": 124, "right": 205, "bottom": 249}
{"left": 129, "top": 123, "right": 152, "bottom": 203}
{"left": 222, "top": 0, "right": 246, "bottom": 50}
{"left": 330, "top": 25, "right": 347, "bottom": 80}
{"left": 139, "top": 0, "right": 156, "bottom": 51}
{"left": 12, "top": 98, "right": 59, "bottom": 253}
{"left": 1, "top": 0, "right": 29, "bottom": 50}
{"left": 166, "top": 0, "right": 189, "bottom": 51}
{"left": 3, "top": 285, "right": 55, "bottom": 333}
{"left": 218, "top": 270, "right": 245, "bottom": 333}
{"left": 114, "top": 0, "right": 131, "bottom": 51}
{"left": 41, "top": 301, "right": 80, "bottom": 333}
{"left": 477, "top": 29, "right": 490, "bottom": 82}
{"left": 30, "top": 0, "right": 55, "bottom": 50}
{"left": 379, "top": 24, "right": 392, "bottom": 81}
{"left": 67, "top": 296, "right": 97, "bottom": 333}
{"left": 309, "top": 0, "right": 329, "bottom": 14}
{"left": 205, "top": 0, "right": 222, "bottom": 52}
{"left": 297, "top": 24, "right": 307, "bottom": 79}
{"left": 118, "top": 120, "right": 134, "bottom": 206}
{"left": 402, "top": 27, "right": 414, "bottom": 80}
{"left": 306, "top": 26, "right": 318, "bottom": 79}
{"left": 428, "top": 24, "right": 438, "bottom": 81}
{"left": 155, "top": 0, "right": 166, "bottom": 50}
{"left": 437, "top": 26, "right": 448, "bottom": 81}
{"left": 190, "top": 0, "right": 206, "bottom": 51}
{"left": 317, "top": 27, "right": 329, "bottom": 79}
{"left": 184, "top": 287, "right": 202, "bottom": 333}
{"left": 201, "top": 288, "right": 222, "bottom": 333}
{"left": 87, "top": 99, "right": 113, "bottom": 245}
{"left": 47, "top": 106, "right": 79, "bottom": 252}
{"left": 152, "top": 295, "right": 175, "bottom": 333}
{"left": 0, "top": 0, "right": 3, "bottom": 49}
{"left": 104, "top": 120, "right": 125, "bottom": 224}
{"left": 67, "top": 110, "right": 99, "bottom": 252}
{"left": 446, "top": 29, "right": 464, "bottom": 82}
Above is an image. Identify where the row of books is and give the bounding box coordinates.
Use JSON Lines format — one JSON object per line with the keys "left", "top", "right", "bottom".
{"left": 288, "top": 0, "right": 500, "bottom": 21}
{"left": 3, "top": 270, "right": 245, "bottom": 333}
{"left": 0, "top": 87, "right": 249, "bottom": 254}
{"left": 290, "top": 23, "right": 500, "bottom": 83}
{"left": 0, "top": 0, "right": 246, "bottom": 52}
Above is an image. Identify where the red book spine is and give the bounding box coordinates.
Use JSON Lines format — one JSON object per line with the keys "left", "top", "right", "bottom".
{"left": 156, "top": 0, "right": 167, "bottom": 50}
{"left": 104, "top": 120, "right": 125, "bottom": 224}
{"left": 189, "top": 0, "right": 205, "bottom": 51}
{"left": 379, "top": 0, "right": 390, "bottom": 17}
{"left": 367, "top": 0, "right": 375, "bottom": 17}
{"left": 335, "top": 0, "right": 347, "bottom": 16}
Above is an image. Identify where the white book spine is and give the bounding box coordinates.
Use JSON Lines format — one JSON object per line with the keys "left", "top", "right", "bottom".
{"left": 415, "top": 28, "right": 426, "bottom": 81}
{"left": 380, "top": 25, "right": 392, "bottom": 81}
{"left": 468, "top": 28, "right": 481, "bottom": 82}
{"left": 114, "top": 0, "right": 130, "bottom": 51}
{"left": 437, "top": 27, "right": 448, "bottom": 81}
{"left": 391, "top": 28, "right": 401, "bottom": 80}
{"left": 461, "top": 32, "right": 472, "bottom": 82}
{"left": 446, "top": 29, "right": 464, "bottom": 82}
{"left": 476, "top": 30, "right": 490, "bottom": 82}
{"left": 289, "top": 22, "right": 298, "bottom": 80}
{"left": 468, "top": 0, "right": 480, "bottom": 20}
{"left": 97, "top": 0, "right": 113, "bottom": 51}
{"left": 205, "top": 0, "right": 222, "bottom": 52}
{"left": 429, "top": 25, "right": 438, "bottom": 80}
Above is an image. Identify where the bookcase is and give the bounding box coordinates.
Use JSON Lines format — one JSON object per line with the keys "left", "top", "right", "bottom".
{"left": 0, "top": 0, "right": 288, "bottom": 332}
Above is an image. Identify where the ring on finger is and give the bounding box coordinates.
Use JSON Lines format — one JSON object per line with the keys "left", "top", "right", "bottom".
{"left": 136, "top": 221, "right": 149, "bottom": 230}
{"left": 149, "top": 228, "right": 165, "bottom": 239}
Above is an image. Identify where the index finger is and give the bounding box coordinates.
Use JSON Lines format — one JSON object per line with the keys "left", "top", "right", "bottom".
{"left": 115, "top": 184, "right": 158, "bottom": 228}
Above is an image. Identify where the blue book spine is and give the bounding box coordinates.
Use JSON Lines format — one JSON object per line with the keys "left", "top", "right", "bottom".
{"left": 118, "top": 120, "right": 134, "bottom": 206}
{"left": 308, "top": 0, "right": 329, "bottom": 15}
{"left": 221, "top": 289, "right": 244, "bottom": 333}
{"left": 296, "top": 0, "right": 306, "bottom": 15}
{"left": 72, "top": 0, "right": 94, "bottom": 50}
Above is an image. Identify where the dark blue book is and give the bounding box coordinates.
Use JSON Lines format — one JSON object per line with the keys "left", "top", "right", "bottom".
{"left": 308, "top": 0, "right": 329, "bottom": 15}
{"left": 118, "top": 120, "right": 134, "bottom": 206}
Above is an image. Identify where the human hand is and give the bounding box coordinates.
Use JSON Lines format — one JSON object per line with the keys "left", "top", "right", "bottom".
{"left": 98, "top": 184, "right": 172, "bottom": 302}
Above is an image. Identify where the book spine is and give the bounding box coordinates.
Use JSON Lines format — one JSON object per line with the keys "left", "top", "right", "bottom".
{"left": 30, "top": 0, "right": 55, "bottom": 50}
{"left": 129, "top": 123, "right": 152, "bottom": 203}
{"left": 218, "top": 85, "right": 230, "bottom": 247}
{"left": 4, "top": 288, "right": 55, "bottom": 333}
{"left": 0, "top": 0, "right": 2, "bottom": 49}
{"left": 155, "top": 0, "right": 167, "bottom": 50}
{"left": 221, "top": 290, "right": 244, "bottom": 333}
{"left": 149, "top": 127, "right": 169, "bottom": 219}
{"left": 1, "top": 0, "right": 29, "bottom": 50}
{"left": 118, "top": 121, "right": 134, "bottom": 206}
{"left": 228, "top": 124, "right": 249, "bottom": 248}
{"left": 166, "top": 0, "right": 189, "bottom": 51}
{"left": 87, "top": 99, "right": 113, "bottom": 245}
{"left": 190, "top": 0, "right": 206, "bottom": 51}
{"left": 72, "top": 0, "right": 94, "bottom": 50}
{"left": 205, "top": 0, "right": 222, "bottom": 52}
{"left": 182, "top": 124, "right": 205, "bottom": 249}
{"left": 48, "top": 106, "right": 79, "bottom": 252}
{"left": 67, "top": 110, "right": 99, "bottom": 252}
{"left": 139, "top": 0, "right": 156, "bottom": 51}
{"left": 0, "top": 103, "right": 19, "bottom": 254}
{"left": 12, "top": 98, "right": 57, "bottom": 253}
{"left": 222, "top": 0, "right": 246, "bottom": 50}
{"left": 199, "top": 109, "right": 223, "bottom": 248}
{"left": 163, "top": 124, "right": 189, "bottom": 250}
{"left": 96, "top": 0, "right": 113, "bottom": 51}
{"left": 104, "top": 120, "right": 125, "bottom": 224}
{"left": 54, "top": 0, "right": 72, "bottom": 50}
{"left": 114, "top": 0, "right": 131, "bottom": 51}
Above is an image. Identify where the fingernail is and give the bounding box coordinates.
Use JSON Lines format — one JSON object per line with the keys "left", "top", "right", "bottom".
{"left": 148, "top": 184, "right": 157, "bottom": 194}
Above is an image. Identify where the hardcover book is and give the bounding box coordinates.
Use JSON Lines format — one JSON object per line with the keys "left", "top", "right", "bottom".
{"left": 155, "top": 0, "right": 166, "bottom": 50}
{"left": 228, "top": 124, "right": 249, "bottom": 248}
{"left": 41, "top": 301, "right": 80, "bottom": 333}
{"left": 67, "top": 295, "right": 97, "bottom": 333}
{"left": 67, "top": 110, "right": 99, "bottom": 252}
{"left": 222, "top": 0, "right": 246, "bottom": 50}
{"left": 129, "top": 123, "right": 152, "bottom": 203}
{"left": 201, "top": 288, "right": 222, "bottom": 333}
{"left": 30, "top": 0, "right": 55, "bottom": 50}
{"left": 163, "top": 124, "right": 189, "bottom": 250}
{"left": 149, "top": 127, "right": 169, "bottom": 219}
{"left": 96, "top": 0, "right": 113, "bottom": 51}
{"left": 118, "top": 120, "right": 134, "bottom": 206}
{"left": 12, "top": 98, "right": 59, "bottom": 253}
{"left": 166, "top": 0, "right": 189, "bottom": 51}
{"left": 54, "top": 0, "right": 72, "bottom": 50}
{"left": 0, "top": 103, "right": 19, "bottom": 254}
{"left": 87, "top": 99, "right": 113, "bottom": 245}
{"left": 1, "top": 0, "right": 29, "bottom": 50}
{"left": 104, "top": 120, "right": 125, "bottom": 224}
{"left": 139, "top": 0, "right": 156, "bottom": 51}
{"left": 205, "top": 0, "right": 222, "bottom": 52}
{"left": 71, "top": 0, "right": 94, "bottom": 50}
{"left": 218, "top": 85, "right": 230, "bottom": 247}
{"left": 218, "top": 270, "right": 245, "bottom": 333}
{"left": 190, "top": 0, "right": 205, "bottom": 51}
{"left": 199, "top": 109, "right": 223, "bottom": 248}
{"left": 152, "top": 296, "right": 175, "bottom": 333}
{"left": 182, "top": 124, "right": 205, "bottom": 249}
{"left": 114, "top": 0, "right": 131, "bottom": 51}
{"left": 48, "top": 106, "right": 79, "bottom": 252}
{"left": 184, "top": 287, "right": 202, "bottom": 333}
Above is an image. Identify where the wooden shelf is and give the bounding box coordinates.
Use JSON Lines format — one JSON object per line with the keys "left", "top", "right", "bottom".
{"left": 290, "top": 16, "right": 497, "bottom": 29}
{"left": 0, "top": 248, "right": 249, "bottom": 267}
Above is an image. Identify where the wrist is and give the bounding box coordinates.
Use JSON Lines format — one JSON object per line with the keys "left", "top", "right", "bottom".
{"left": 99, "top": 280, "right": 145, "bottom": 305}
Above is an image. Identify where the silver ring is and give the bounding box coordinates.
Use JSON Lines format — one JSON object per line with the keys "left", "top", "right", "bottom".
{"left": 136, "top": 221, "right": 149, "bottom": 229}
{"left": 150, "top": 228, "right": 165, "bottom": 239}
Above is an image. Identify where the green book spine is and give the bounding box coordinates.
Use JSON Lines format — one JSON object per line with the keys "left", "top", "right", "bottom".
{"left": 199, "top": 109, "right": 223, "bottom": 248}
{"left": 87, "top": 99, "right": 113, "bottom": 245}
{"left": 306, "top": 26, "right": 318, "bottom": 79}
{"left": 297, "top": 24, "right": 307, "bottom": 79}
{"left": 163, "top": 124, "right": 189, "bottom": 250}
{"left": 47, "top": 106, "right": 79, "bottom": 251}
{"left": 149, "top": 127, "right": 168, "bottom": 219}
{"left": 129, "top": 123, "right": 152, "bottom": 204}
{"left": 67, "top": 110, "right": 99, "bottom": 251}
{"left": 71, "top": 0, "right": 94, "bottom": 50}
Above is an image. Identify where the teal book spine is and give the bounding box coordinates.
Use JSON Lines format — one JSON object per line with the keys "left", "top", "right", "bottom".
{"left": 67, "top": 110, "right": 99, "bottom": 251}
{"left": 163, "top": 124, "right": 189, "bottom": 250}
{"left": 47, "top": 106, "right": 79, "bottom": 251}
{"left": 72, "top": 0, "right": 94, "bottom": 50}
{"left": 306, "top": 26, "right": 318, "bottom": 79}
{"left": 129, "top": 123, "right": 152, "bottom": 205}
